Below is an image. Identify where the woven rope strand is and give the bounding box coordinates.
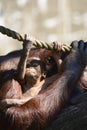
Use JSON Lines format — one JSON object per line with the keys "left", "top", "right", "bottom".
{"left": 0, "top": 25, "right": 71, "bottom": 52}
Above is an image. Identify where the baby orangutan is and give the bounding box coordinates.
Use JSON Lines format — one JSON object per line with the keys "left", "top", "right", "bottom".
{"left": 1, "top": 39, "right": 87, "bottom": 111}
{"left": 0, "top": 39, "right": 64, "bottom": 110}
{"left": 0, "top": 40, "right": 87, "bottom": 130}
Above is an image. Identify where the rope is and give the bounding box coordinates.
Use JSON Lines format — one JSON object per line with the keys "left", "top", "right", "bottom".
{"left": 0, "top": 25, "right": 71, "bottom": 52}
{"left": 0, "top": 26, "right": 23, "bottom": 41}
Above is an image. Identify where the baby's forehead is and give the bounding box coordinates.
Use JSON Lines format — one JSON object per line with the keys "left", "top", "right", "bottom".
{"left": 27, "top": 57, "right": 44, "bottom": 66}
{"left": 28, "top": 48, "right": 53, "bottom": 62}
{"left": 28, "top": 57, "right": 41, "bottom": 61}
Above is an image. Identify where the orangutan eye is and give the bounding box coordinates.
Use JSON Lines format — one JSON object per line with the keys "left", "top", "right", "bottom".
{"left": 30, "top": 60, "right": 41, "bottom": 67}
{"left": 46, "top": 57, "right": 54, "bottom": 64}
{"left": 32, "top": 63, "right": 38, "bottom": 67}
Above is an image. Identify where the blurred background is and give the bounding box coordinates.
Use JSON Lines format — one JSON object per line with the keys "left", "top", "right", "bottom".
{"left": 0, "top": 0, "right": 87, "bottom": 55}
